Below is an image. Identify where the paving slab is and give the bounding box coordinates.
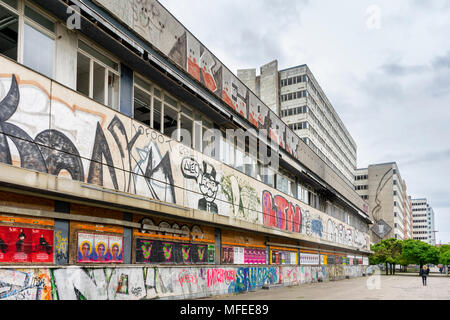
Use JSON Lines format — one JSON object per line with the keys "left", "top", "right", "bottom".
{"left": 202, "top": 273, "right": 450, "bottom": 300}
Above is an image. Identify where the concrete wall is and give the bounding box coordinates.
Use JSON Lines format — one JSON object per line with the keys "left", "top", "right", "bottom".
{"left": 260, "top": 60, "right": 280, "bottom": 116}
{"left": 0, "top": 264, "right": 368, "bottom": 300}
{"left": 90, "top": 0, "right": 368, "bottom": 215}
{"left": 0, "top": 58, "right": 370, "bottom": 252}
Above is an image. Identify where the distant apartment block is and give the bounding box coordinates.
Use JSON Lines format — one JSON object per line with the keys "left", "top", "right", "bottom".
{"left": 238, "top": 63, "right": 357, "bottom": 186}
{"left": 411, "top": 199, "right": 436, "bottom": 245}
{"left": 355, "top": 163, "right": 409, "bottom": 243}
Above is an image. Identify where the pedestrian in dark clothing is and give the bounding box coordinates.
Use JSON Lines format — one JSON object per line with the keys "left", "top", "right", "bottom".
{"left": 420, "top": 265, "right": 430, "bottom": 286}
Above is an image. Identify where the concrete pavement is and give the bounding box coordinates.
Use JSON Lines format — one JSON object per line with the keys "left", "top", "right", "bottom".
{"left": 203, "top": 273, "right": 450, "bottom": 300}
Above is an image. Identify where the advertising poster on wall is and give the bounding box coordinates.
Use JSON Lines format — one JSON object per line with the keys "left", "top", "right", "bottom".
{"left": 300, "top": 253, "right": 320, "bottom": 265}
{"left": 327, "top": 255, "right": 335, "bottom": 265}
{"left": 77, "top": 233, "right": 94, "bottom": 262}
{"left": 136, "top": 239, "right": 215, "bottom": 264}
{"left": 161, "top": 242, "right": 175, "bottom": 263}
{"left": 108, "top": 235, "right": 123, "bottom": 263}
{"left": 207, "top": 245, "right": 215, "bottom": 263}
{"left": 221, "top": 247, "right": 234, "bottom": 264}
{"left": 257, "top": 249, "right": 267, "bottom": 264}
{"left": 31, "top": 229, "right": 53, "bottom": 263}
{"left": 93, "top": 234, "right": 109, "bottom": 262}
{"left": 244, "top": 248, "right": 253, "bottom": 264}
{"left": 136, "top": 238, "right": 153, "bottom": 263}
{"left": 192, "top": 244, "right": 209, "bottom": 264}
{"left": 0, "top": 226, "right": 54, "bottom": 263}
{"left": 77, "top": 233, "right": 123, "bottom": 264}
{"left": 180, "top": 243, "right": 192, "bottom": 264}
{"left": 233, "top": 247, "right": 244, "bottom": 264}
{"left": 291, "top": 252, "right": 298, "bottom": 265}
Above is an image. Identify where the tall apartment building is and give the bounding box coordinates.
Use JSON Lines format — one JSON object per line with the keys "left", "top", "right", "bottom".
{"left": 411, "top": 199, "right": 436, "bottom": 245}
{"left": 404, "top": 193, "right": 413, "bottom": 240}
{"left": 0, "top": 0, "right": 371, "bottom": 300}
{"left": 238, "top": 63, "right": 357, "bottom": 186}
{"left": 355, "top": 163, "right": 409, "bottom": 243}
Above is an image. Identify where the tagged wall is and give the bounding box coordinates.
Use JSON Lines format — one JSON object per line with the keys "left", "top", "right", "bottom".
{"left": 0, "top": 265, "right": 368, "bottom": 300}
{"left": 0, "top": 59, "right": 370, "bottom": 251}
{"left": 91, "top": 0, "right": 368, "bottom": 214}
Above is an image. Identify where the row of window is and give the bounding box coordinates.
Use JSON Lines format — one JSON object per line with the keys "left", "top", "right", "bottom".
{"left": 280, "top": 105, "right": 308, "bottom": 117}
{"left": 355, "top": 175, "right": 368, "bottom": 181}
{"left": 306, "top": 82, "right": 357, "bottom": 154}
{"left": 306, "top": 101, "right": 355, "bottom": 180}
{"left": 281, "top": 90, "right": 307, "bottom": 102}
{"left": 308, "top": 96, "right": 357, "bottom": 165}
{"left": 355, "top": 185, "right": 368, "bottom": 191}
{"left": 0, "top": 0, "right": 55, "bottom": 78}
{"left": 289, "top": 121, "right": 309, "bottom": 131}
{"left": 360, "top": 195, "right": 368, "bottom": 200}
{"left": 280, "top": 74, "right": 308, "bottom": 87}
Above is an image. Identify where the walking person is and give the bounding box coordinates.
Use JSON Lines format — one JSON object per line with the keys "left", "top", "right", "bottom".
{"left": 420, "top": 265, "right": 430, "bottom": 286}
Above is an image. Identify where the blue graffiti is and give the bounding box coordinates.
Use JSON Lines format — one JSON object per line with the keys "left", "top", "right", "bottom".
{"left": 311, "top": 219, "right": 323, "bottom": 237}
{"left": 228, "top": 267, "right": 279, "bottom": 293}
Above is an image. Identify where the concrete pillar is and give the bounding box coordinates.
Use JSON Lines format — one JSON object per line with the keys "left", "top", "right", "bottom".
{"left": 214, "top": 228, "right": 221, "bottom": 265}
{"left": 55, "top": 24, "right": 78, "bottom": 90}
{"left": 260, "top": 60, "right": 280, "bottom": 116}
{"left": 123, "top": 212, "right": 133, "bottom": 264}
{"left": 237, "top": 68, "right": 257, "bottom": 95}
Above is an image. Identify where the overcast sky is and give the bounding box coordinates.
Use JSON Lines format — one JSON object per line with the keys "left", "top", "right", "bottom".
{"left": 160, "top": 0, "right": 450, "bottom": 244}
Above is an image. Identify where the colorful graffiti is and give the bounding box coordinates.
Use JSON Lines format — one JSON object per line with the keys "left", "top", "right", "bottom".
{"left": 0, "top": 265, "right": 368, "bottom": 300}
{"left": 262, "top": 191, "right": 301, "bottom": 232}
{"left": 0, "top": 67, "right": 369, "bottom": 252}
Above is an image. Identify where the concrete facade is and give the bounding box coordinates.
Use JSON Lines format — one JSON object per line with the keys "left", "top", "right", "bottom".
{"left": 0, "top": 0, "right": 371, "bottom": 299}
{"left": 411, "top": 198, "right": 436, "bottom": 245}
{"left": 355, "top": 163, "right": 409, "bottom": 243}
{"left": 237, "top": 63, "right": 357, "bottom": 187}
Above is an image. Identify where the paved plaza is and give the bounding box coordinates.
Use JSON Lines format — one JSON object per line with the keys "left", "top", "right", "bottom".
{"left": 204, "top": 273, "right": 450, "bottom": 300}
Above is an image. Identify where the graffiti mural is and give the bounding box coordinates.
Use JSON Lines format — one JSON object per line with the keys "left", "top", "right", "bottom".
{"left": 221, "top": 175, "right": 260, "bottom": 223}
{"left": 0, "top": 265, "right": 368, "bottom": 300}
{"left": 262, "top": 191, "right": 301, "bottom": 232}
{"left": 181, "top": 157, "right": 219, "bottom": 214}
{"left": 0, "top": 65, "right": 369, "bottom": 252}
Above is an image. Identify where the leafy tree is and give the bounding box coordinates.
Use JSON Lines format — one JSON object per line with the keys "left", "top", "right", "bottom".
{"left": 370, "top": 238, "right": 403, "bottom": 275}
{"left": 439, "top": 245, "right": 450, "bottom": 275}
{"left": 401, "top": 239, "right": 439, "bottom": 269}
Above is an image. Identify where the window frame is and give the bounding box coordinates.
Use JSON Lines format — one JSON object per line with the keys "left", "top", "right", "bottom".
{"left": 77, "top": 36, "right": 121, "bottom": 110}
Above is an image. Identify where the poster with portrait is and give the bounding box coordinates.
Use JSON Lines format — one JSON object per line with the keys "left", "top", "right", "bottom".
{"left": 108, "top": 235, "right": 123, "bottom": 263}
{"left": 31, "top": 228, "right": 53, "bottom": 263}
{"left": 0, "top": 226, "right": 31, "bottom": 262}
{"left": 93, "top": 234, "right": 110, "bottom": 262}
{"left": 9, "top": 227, "right": 32, "bottom": 263}
{"left": 221, "top": 247, "right": 233, "bottom": 264}
{"left": 77, "top": 233, "right": 94, "bottom": 262}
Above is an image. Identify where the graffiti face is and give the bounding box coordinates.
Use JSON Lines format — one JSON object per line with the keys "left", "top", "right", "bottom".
{"left": 199, "top": 172, "right": 218, "bottom": 203}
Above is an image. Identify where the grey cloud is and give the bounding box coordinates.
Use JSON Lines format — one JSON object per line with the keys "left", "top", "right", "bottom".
{"left": 381, "top": 63, "right": 428, "bottom": 76}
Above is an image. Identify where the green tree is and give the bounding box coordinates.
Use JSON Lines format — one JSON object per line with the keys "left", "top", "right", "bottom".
{"left": 401, "top": 239, "right": 439, "bottom": 269}
{"left": 439, "top": 245, "right": 450, "bottom": 275}
{"left": 370, "top": 238, "right": 403, "bottom": 275}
